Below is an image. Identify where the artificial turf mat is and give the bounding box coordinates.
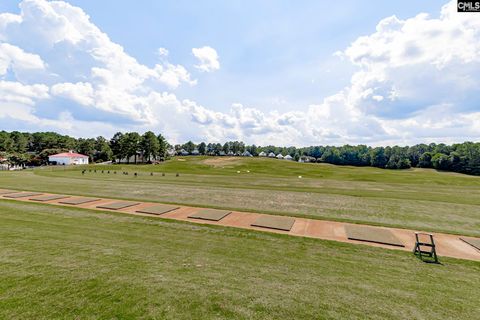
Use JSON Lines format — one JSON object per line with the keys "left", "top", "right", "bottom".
{"left": 345, "top": 225, "right": 405, "bottom": 247}
{"left": 59, "top": 197, "right": 101, "bottom": 205}
{"left": 97, "top": 201, "right": 140, "bottom": 210}
{"left": 251, "top": 215, "right": 295, "bottom": 231}
{"left": 460, "top": 237, "right": 480, "bottom": 251}
{"left": 188, "top": 209, "right": 231, "bottom": 221}
{"left": 3, "top": 192, "right": 43, "bottom": 198}
{"left": 0, "top": 190, "right": 17, "bottom": 195}
{"left": 29, "top": 194, "right": 71, "bottom": 202}
{"left": 136, "top": 204, "right": 179, "bottom": 215}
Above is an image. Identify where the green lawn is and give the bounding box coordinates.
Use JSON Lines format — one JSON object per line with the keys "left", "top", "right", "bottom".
{"left": 1, "top": 157, "right": 479, "bottom": 236}
{"left": 0, "top": 200, "right": 479, "bottom": 319}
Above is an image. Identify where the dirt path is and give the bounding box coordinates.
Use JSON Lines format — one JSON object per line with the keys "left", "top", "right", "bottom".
{"left": 1, "top": 189, "right": 479, "bottom": 261}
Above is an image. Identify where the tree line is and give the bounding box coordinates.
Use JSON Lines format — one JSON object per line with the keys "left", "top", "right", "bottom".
{"left": 0, "top": 131, "right": 169, "bottom": 166}
{"left": 175, "top": 140, "right": 480, "bottom": 175}
{"left": 0, "top": 130, "right": 479, "bottom": 175}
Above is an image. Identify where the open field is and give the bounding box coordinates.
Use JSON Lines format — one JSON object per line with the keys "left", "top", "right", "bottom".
{"left": 1, "top": 200, "right": 479, "bottom": 319}
{"left": 1, "top": 157, "right": 479, "bottom": 236}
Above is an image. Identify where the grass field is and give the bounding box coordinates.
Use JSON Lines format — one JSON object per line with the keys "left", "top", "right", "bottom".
{"left": 1, "top": 156, "right": 479, "bottom": 236}
{"left": 1, "top": 200, "right": 479, "bottom": 319}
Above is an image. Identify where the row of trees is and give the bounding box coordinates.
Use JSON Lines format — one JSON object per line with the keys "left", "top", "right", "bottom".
{"left": 0, "top": 131, "right": 169, "bottom": 166}
{"left": 110, "top": 132, "right": 168, "bottom": 163}
{"left": 1, "top": 130, "right": 479, "bottom": 175}
{"left": 172, "top": 140, "right": 480, "bottom": 175}
{"left": 175, "top": 141, "right": 253, "bottom": 155}
{"left": 296, "top": 143, "right": 480, "bottom": 175}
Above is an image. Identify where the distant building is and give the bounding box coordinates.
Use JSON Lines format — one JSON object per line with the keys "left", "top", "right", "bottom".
{"left": 49, "top": 152, "right": 89, "bottom": 165}
{"left": 242, "top": 151, "right": 253, "bottom": 157}
{"left": 227, "top": 151, "right": 234, "bottom": 156}
{"left": 179, "top": 149, "right": 189, "bottom": 156}
{"left": 276, "top": 154, "right": 284, "bottom": 159}
{"left": 167, "top": 147, "right": 176, "bottom": 157}
{"left": 191, "top": 149, "right": 200, "bottom": 155}
{"left": 268, "top": 152, "right": 276, "bottom": 158}
{"left": 258, "top": 151, "right": 267, "bottom": 157}
{"left": 284, "top": 154, "right": 293, "bottom": 161}
{"left": 219, "top": 151, "right": 226, "bottom": 156}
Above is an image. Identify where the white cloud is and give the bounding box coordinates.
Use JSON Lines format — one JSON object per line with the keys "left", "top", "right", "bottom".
{"left": 51, "top": 82, "right": 93, "bottom": 106}
{"left": 157, "top": 47, "right": 169, "bottom": 57}
{"left": 153, "top": 63, "right": 197, "bottom": 89}
{"left": 0, "top": 43, "right": 45, "bottom": 75}
{"left": 343, "top": 1, "right": 480, "bottom": 119}
{"left": 192, "top": 46, "right": 220, "bottom": 72}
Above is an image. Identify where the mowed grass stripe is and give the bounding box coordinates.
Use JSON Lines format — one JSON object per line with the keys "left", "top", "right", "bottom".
{"left": 0, "top": 201, "right": 479, "bottom": 319}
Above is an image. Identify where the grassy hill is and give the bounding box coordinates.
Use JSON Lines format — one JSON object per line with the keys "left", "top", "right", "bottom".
{"left": 0, "top": 200, "right": 479, "bottom": 319}
{"left": 0, "top": 156, "right": 479, "bottom": 236}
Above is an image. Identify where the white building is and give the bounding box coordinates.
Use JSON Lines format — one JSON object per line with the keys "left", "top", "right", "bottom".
{"left": 258, "top": 151, "right": 267, "bottom": 157}
{"left": 49, "top": 152, "right": 89, "bottom": 165}
{"left": 284, "top": 154, "right": 293, "bottom": 161}
{"left": 276, "top": 154, "right": 284, "bottom": 159}
{"left": 268, "top": 152, "right": 276, "bottom": 158}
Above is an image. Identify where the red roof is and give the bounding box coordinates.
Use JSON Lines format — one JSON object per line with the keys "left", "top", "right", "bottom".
{"left": 49, "top": 152, "right": 88, "bottom": 158}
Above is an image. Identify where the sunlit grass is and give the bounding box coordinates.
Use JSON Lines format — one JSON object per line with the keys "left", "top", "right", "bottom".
{"left": 0, "top": 200, "right": 479, "bottom": 319}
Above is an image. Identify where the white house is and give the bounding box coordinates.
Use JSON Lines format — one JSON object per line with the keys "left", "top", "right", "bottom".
{"left": 242, "top": 151, "right": 253, "bottom": 157}
{"left": 49, "top": 152, "right": 89, "bottom": 165}
{"left": 284, "top": 154, "right": 293, "bottom": 161}
{"left": 258, "top": 151, "right": 267, "bottom": 157}
{"left": 276, "top": 154, "right": 284, "bottom": 159}
{"left": 268, "top": 152, "right": 276, "bottom": 158}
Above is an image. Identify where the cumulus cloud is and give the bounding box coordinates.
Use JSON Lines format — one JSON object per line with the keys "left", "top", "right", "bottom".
{"left": 192, "top": 46, "right": 220, "bottom": 72}
{"left": 0, "top": 0, "right": 479, "bottom": 146}
{"left": 0, "top": 80, "right": 49, "bottom": 106}
{"left": 51, "top": 82, "right": 94, "bottom": 106}
{"left": 343, "top": 2, "right": 480, "bottom": 119}
{"left": 0, "top": 42, "right": 45, "bottom": 75}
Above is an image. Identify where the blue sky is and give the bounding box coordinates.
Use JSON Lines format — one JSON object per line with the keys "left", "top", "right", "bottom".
{"left": 0, "top": 0, "right": 441, "bottom": 112}
{"left": 0, "top": 0, "right": 479, "bottom": 146}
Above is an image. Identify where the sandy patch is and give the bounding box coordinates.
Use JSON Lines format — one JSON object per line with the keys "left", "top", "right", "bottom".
{"left": 202, "top": 157, "right": 243, "bottom": 167}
